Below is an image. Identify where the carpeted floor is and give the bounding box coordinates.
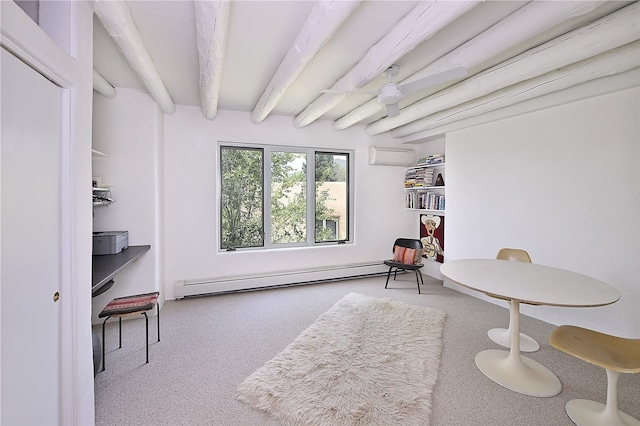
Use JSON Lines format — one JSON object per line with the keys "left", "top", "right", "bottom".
{"left": 94, "top": 275, "right": 640, "bottom": 425}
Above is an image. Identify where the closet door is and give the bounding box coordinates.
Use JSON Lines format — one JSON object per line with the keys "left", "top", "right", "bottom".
{"left": 1, "top": 47, "right": 62, "bottom": 424}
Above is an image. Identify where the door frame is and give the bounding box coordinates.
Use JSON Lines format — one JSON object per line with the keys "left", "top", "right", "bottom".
{"left": 1, "top": 2, "right": 95, "bottom": 424}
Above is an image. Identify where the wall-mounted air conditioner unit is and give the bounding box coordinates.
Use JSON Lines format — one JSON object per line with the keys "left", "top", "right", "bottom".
{"left": 368, "top": 146, "right": 416, "bottom": 166}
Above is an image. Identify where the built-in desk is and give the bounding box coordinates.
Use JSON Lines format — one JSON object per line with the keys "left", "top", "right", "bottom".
{"left": 92, "top": 245, "right": 150, "bottom": 297}
{"left": 91, "top": 244, "right": 150, "bottom": 375}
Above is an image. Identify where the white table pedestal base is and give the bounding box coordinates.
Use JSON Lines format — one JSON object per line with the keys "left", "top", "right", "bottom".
{"left": 440, "top": 260, "right": 621, "bottom": 399}
{"left": 475, "top": 349, "right": 561, "bottom": 397}
{"left": 566, "top": 399, "right": 640, "bottom": 426}
{"left": 488, "top": 327, "right": 540, "bottom": 352}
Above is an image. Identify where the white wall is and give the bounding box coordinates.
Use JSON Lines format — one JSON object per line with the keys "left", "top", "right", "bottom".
{"left": 162, "top": 106, "right": 413, "bottom": 299}
{"left": 444, "top": 87, "right": 639, "bottom": 337}
{"left": 92, "top": 89, "right": 165, "bottom": 322}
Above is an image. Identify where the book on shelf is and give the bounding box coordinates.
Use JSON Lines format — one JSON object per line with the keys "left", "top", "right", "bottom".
{"left": 404, "top": 168, "right": 434, "bottom": 188}
{"left": 406, "top": 191, "right": 445, "bottom": 211}
{"left": 416, "top": 154, "right": 445, "bottom": 166}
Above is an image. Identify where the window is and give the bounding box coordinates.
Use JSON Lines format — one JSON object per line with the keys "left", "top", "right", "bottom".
{"left": 219, "top": 143, "right": 353, "bottom": 250}
{"left": 271, "top": 151, "right": 307, "bottom": 244}
{"left": 315, "top": 152, "right": 348, "bottom": 243}
{"left": 220, "top": 147, "right": 263, "bottom": 249}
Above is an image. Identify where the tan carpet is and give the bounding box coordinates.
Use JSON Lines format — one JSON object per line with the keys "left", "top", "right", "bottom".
{"left": 236, "top": 293, "right": 446, "bottom": 426}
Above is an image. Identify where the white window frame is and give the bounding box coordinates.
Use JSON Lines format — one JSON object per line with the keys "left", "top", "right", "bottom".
{"left": 218, "top": 141, "right": 354, "bottom": 251}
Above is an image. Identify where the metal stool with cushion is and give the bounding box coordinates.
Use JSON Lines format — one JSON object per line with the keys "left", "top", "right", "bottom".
{"left": 384, "top": 238, "right": 424, "bottom": 294}
{"left": 550, "top": 325, "right": 640, "bottom": 426}
{"left": 488, "top": 248, "right": 540, "bottom": 352}
{"left": 98, "top": 291, "right": 160, "bottom": 372}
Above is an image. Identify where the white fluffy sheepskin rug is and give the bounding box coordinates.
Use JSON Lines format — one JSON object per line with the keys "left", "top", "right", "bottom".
{"left": 237, "top": 293, "right": 447, "bottom": 426}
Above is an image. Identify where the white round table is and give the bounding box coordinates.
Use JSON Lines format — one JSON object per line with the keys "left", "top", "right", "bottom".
{"left": 440, "top": 259, "right": 620, "bottom": 397}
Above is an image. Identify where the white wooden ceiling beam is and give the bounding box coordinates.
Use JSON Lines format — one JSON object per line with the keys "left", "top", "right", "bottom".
{"left": 94, "top": 0, "right": 175, "bottom": 115}
{"left": 391, "top": 41, "right": 640, "bottom": 138}
{"left": 292, "top": 0, "right": 480, "bottom": 129}
{"left": 333, "top": 1, "right": 606, "bottom": 131}
{"left": 366, "top": 1, "right": 640, "bottom": 136}
{"left": 251, "top": 0, "right": 362, "bottom": 124}
{"left": 194, "top": 0, "right": 231, "bottom": 120}
{"left": 93, "top": 68, "right": 116, "bottom": 98}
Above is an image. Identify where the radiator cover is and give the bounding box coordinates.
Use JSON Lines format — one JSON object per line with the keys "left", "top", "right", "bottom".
{"left": 175, "top": 261, "right": 389, "bottom": 298}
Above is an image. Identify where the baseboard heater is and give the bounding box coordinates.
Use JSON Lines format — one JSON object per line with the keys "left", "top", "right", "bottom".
{"left": 175, "top": 261, "right": 390, "bottom": 298}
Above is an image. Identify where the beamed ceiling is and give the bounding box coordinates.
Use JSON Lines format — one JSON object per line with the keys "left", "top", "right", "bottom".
{"left": 92, "top": 1, "right": 640, "bottom": 141}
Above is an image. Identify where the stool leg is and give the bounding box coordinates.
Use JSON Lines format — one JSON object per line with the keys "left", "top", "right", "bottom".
{"left": 157, "top": 303, "right": 160, "bottom": 342}
{"left": 565, "top": 368, "right": 639, "bottom": 425}
{"left": 118, "top": 317, "right": 122, "bottom": 349}
{"left": 144, "top": 312, "right": 149, "bottom": 364}
{"left": 603, "top": 368, "right": 620, "bottom": 419}
{"left": 101, "top": 316, "right": 110, "bottom": 372}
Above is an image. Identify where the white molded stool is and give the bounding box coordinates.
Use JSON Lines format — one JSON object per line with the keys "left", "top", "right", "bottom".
{"left": 488, "top": 315, "right": 540, "bottom": 352}
{"left": 550, "top": 325, "right": 640, "bottom": 426}
{"left": 488, "top": 248, "right": 540, "bottom": 352}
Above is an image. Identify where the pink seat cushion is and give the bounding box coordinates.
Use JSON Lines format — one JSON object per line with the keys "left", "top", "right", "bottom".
{"left": 392, "top": 246, "right": 420, "bottom": 265}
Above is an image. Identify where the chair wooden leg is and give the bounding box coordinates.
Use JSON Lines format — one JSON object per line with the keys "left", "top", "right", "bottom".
{"left": 414, "top": 270, "right": 421, "bottom": 294}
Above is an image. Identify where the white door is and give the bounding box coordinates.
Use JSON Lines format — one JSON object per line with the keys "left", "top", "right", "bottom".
{"left": 1, "top": 47, "right": 63, "bottom": 424}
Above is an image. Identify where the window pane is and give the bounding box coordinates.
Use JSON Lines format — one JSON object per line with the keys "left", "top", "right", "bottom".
{"left": 271, "top": 152, "right": 306, "bottom": 244}
{"left": 315, "top": 152, "right": 348, "bottom": 242}
{"left": 220, "top": 147, "right": 263, "bottom": 249}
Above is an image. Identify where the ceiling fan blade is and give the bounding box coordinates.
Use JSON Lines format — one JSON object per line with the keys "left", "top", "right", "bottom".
{"left": 398, "top": 66, "right": 467, "bottom": 95}
{"left": 386, "top": 103, "right": 399, "bottom": 117}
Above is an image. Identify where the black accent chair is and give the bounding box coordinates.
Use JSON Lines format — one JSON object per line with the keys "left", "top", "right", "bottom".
{"left": 384, "top": 238, "right": 424, "bottom": 294}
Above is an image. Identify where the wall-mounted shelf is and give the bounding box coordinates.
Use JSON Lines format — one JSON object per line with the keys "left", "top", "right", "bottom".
{"left": 93, "top": 187, "right": 113, "bottom": 207}
{"left": 92, "top": 148, "right": 110, "bottom": 161}
{"left": 404, "top": 158, "right": 445, "bottom": 212}
{"left": 408, "top": 208, "right": 445, "bottom": 214}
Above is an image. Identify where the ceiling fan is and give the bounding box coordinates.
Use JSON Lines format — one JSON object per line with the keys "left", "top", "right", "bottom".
{"left": 325, "top": 65, "right": 467, "bottom": 117}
